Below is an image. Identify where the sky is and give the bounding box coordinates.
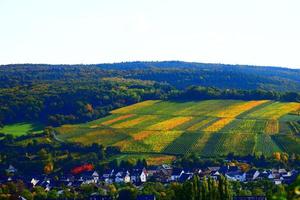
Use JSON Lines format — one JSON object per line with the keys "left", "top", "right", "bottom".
{"left": 0, "top": 0, "right": 300, "bottom": 68}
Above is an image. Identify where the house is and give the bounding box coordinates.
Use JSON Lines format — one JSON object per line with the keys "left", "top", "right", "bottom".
{"left": 273, "top": 178, "right": 283, "bottom": 185}
{"left": 130, "top": 169, "right": 142, "bottom": 183}
{"left": 257, "top": 170, "right": 272, "bottom": 180}
{"left": 246, "top": 169, "right": 260, "bottom": 181}
{"left": 161, "top": 164, "right": 172, "bottom": 170}
{"left": 102, "top": 169, "right": 114, "bottom": 184}
{"left": 278, "top": 169, "right": 287, "bottom": 174}
{"left": 179, "top": 172, "right": 193, "bottom": 182}
{"left": 124, "top": 171, "right": 130, "bottom": 183}
{"left": 207, "top": 167, "right": 220, "bottom": 172}
{"left": 78, "top": 171, "right": 99, "bottom": 184}
{"left": 219, "top": 165, "right": 239, "bottom": 174}
{"left": 115, "top": 171, "right": 124, "bottom": 183}
{"left": 226, "top": 171, "right": 246, "bottom": 182}
{"left": 57, "top": 175, "right": 74, "bottom": 187}
{"left": 210, "top": 171, "right": 221, "bottom": 180}
{"left": 31, "top": 178, "right": 40, "bottom": 187}
{"left": 140, "top": 169, "right": 147, "bottom": 183}
{"left": 92, "top": 171, "right": 100, "bottom": 182}
{"left": 171, "top": 168, "right": 184, "bottom": 181}
{"left": 147, "top": 166, "right": 159, "bottom": 176}
{"left": 6, "top": 165, "right": 17, "bottom": 174}
{"left": 102, "top": 169, "right": 114, "bottom": 179}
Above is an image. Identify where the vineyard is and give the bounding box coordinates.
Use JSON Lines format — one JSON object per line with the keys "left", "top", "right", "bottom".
{"left": 56, "top": 99, "right": 300, "bottom": 156}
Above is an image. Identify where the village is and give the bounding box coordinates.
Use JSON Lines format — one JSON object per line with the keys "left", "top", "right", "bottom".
{"left": 1, "top": 161, "right": 299, "bottom": 200}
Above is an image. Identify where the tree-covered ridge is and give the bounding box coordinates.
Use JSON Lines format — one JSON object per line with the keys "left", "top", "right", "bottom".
{"left": 0, "top": 78, "right": 173, "bottom": 127}
{"left": 1, "top": 61, "right": 300, "bottom": 91}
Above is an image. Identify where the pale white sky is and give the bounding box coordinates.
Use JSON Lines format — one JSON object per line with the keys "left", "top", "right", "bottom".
{"left": 0, "top": 0, "right": 300, "bottom": 68}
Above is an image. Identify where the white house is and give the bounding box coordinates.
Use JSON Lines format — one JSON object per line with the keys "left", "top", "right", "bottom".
{"left": 31, "top": 178, "right": 39, "bottom": 187}
{"left": 124, "top": 171, "right": 131, "bottom": 183}
{"left": 140, "top": 169, "right": 147, "bottom": 183}
{"left": 171, "top": 169, "right": 184, "bottom": 181}
{"left": 225, "top": 171, "right": 246, "bottom": 182}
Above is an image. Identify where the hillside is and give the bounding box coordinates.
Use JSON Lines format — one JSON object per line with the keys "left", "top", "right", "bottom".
{"left": 1, "top": 61, "right": 300, "bottom": 91}
{"left": 2, "top": 61, "right": 300, "bottom": 127}
{"left": 56, "top": 99, "right": 300, "bottom": 157}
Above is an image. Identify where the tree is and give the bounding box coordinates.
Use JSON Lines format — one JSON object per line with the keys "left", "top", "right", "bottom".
{"left": 252, "top": 188, "right": 265, "bottom": 196}
{"left": 273, "top": 152, "right": 281, "bottom": 161}
{"left": 21, "top": 189, "right": 33, "bottom": 200}
{"left": 218, "top": 176, "right": 232, "bottom": 200}
{"left": 44, "top": 162, "right": 54, "bottom": 174}
{"left": 287, "top": 175, "right": 300, "bottom": 200}
{"left": 38, "top": 148, "right": 50, "bottom": 160}
{"left": 201, "top": 177, "right": 209, "bottom": 200}
{"left": 117, "top": 187, "right": 138, "bottom": 200}
{"left": 47, "top": 189, "right": 59, "bottom": 200}
{"left": 33, "top": 186, "right": 47, "bottom": 200}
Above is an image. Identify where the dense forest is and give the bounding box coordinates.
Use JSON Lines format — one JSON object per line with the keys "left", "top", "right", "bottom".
{"left": 1, "top": 61, "right": 300, "bottom": 127}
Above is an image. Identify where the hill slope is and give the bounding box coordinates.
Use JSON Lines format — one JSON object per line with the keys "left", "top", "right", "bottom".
{"left": 56, "top": 99, "right": 300, "bottom": 156}
{"left": 2, "top": 61, "right": 300, "bottom": 91}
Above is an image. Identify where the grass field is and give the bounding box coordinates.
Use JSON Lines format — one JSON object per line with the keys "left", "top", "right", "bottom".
{"left": 56, "top": 100, "right": 300, "bottom": 156}
{"left": 0, "top": 122, "right": 44, "bottom": 137}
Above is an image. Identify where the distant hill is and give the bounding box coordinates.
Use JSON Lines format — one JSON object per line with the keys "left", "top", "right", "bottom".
{"left": 1, "top": 61, "right": 300, "bottom": 91}
{"left": 56, "top": 99, "right": 300, "bottom": 156}
{"left": 99, "top": 61, "right": 300, "bottom": 91}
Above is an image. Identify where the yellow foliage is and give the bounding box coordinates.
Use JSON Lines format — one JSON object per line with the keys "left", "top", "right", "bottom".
{"left": 273, "top": 152, "right": 281, "bottom": 161}
{"left": 213, "top": 100, "right": 269, "bottom": 118}
{"left": 111, "top": 100, "right": 160, "bottom": 114}
{"left": 147, "top": 117, "right": 193, "bottom": 131}
{"left": 112, "top": 115, "right": 156, "bottom": 129}
{"left": 203, "top": 118, "right": 235, "bottom": 132}
{"left": 247, "top": 102, "right": 300, "bottom": 120}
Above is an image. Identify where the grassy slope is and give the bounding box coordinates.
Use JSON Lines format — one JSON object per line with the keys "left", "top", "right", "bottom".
{"left": 56, "top": 100, "right": 300, "bottom": 156}
{"left": 0, "top": 122, "right": 44, "bottom": 137}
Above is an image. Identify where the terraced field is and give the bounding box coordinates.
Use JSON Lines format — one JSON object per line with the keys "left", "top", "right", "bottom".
{"left": 56, "top": 100, "right": 300, "bottom": 156}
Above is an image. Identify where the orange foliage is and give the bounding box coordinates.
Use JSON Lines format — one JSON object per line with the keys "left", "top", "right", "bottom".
{"left": 44, "top": 162, "right": 54, "bottom": 174}
{"left": 273, "top": 152, "right": 281, "bottom": 161}
{"left": 147, "top": 155, "right": 176, "bottom": 165}
{"left": 133, "top": 131, "right": 155, "bottom": 141}
{"left": 101, "top": 114, "right": 135, "bottom": 126}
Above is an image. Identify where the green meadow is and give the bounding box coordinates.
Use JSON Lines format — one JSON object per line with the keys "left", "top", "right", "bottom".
{"left": 0, "top": 122, "right": 44, "bottom": 137}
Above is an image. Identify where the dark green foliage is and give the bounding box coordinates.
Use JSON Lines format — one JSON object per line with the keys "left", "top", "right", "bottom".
{"left": 0, "top": 77, "right": 173, "bottom": 126}
{"left": 173, "top": 86, "right": 300, "bottom": 102}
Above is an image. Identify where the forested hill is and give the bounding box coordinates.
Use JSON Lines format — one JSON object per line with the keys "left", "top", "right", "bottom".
{"left": 1, "top": 61, "right": 300, "bottom": 126}
{"left": 1, "top": 61, "right": 300, "bottom": 91}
